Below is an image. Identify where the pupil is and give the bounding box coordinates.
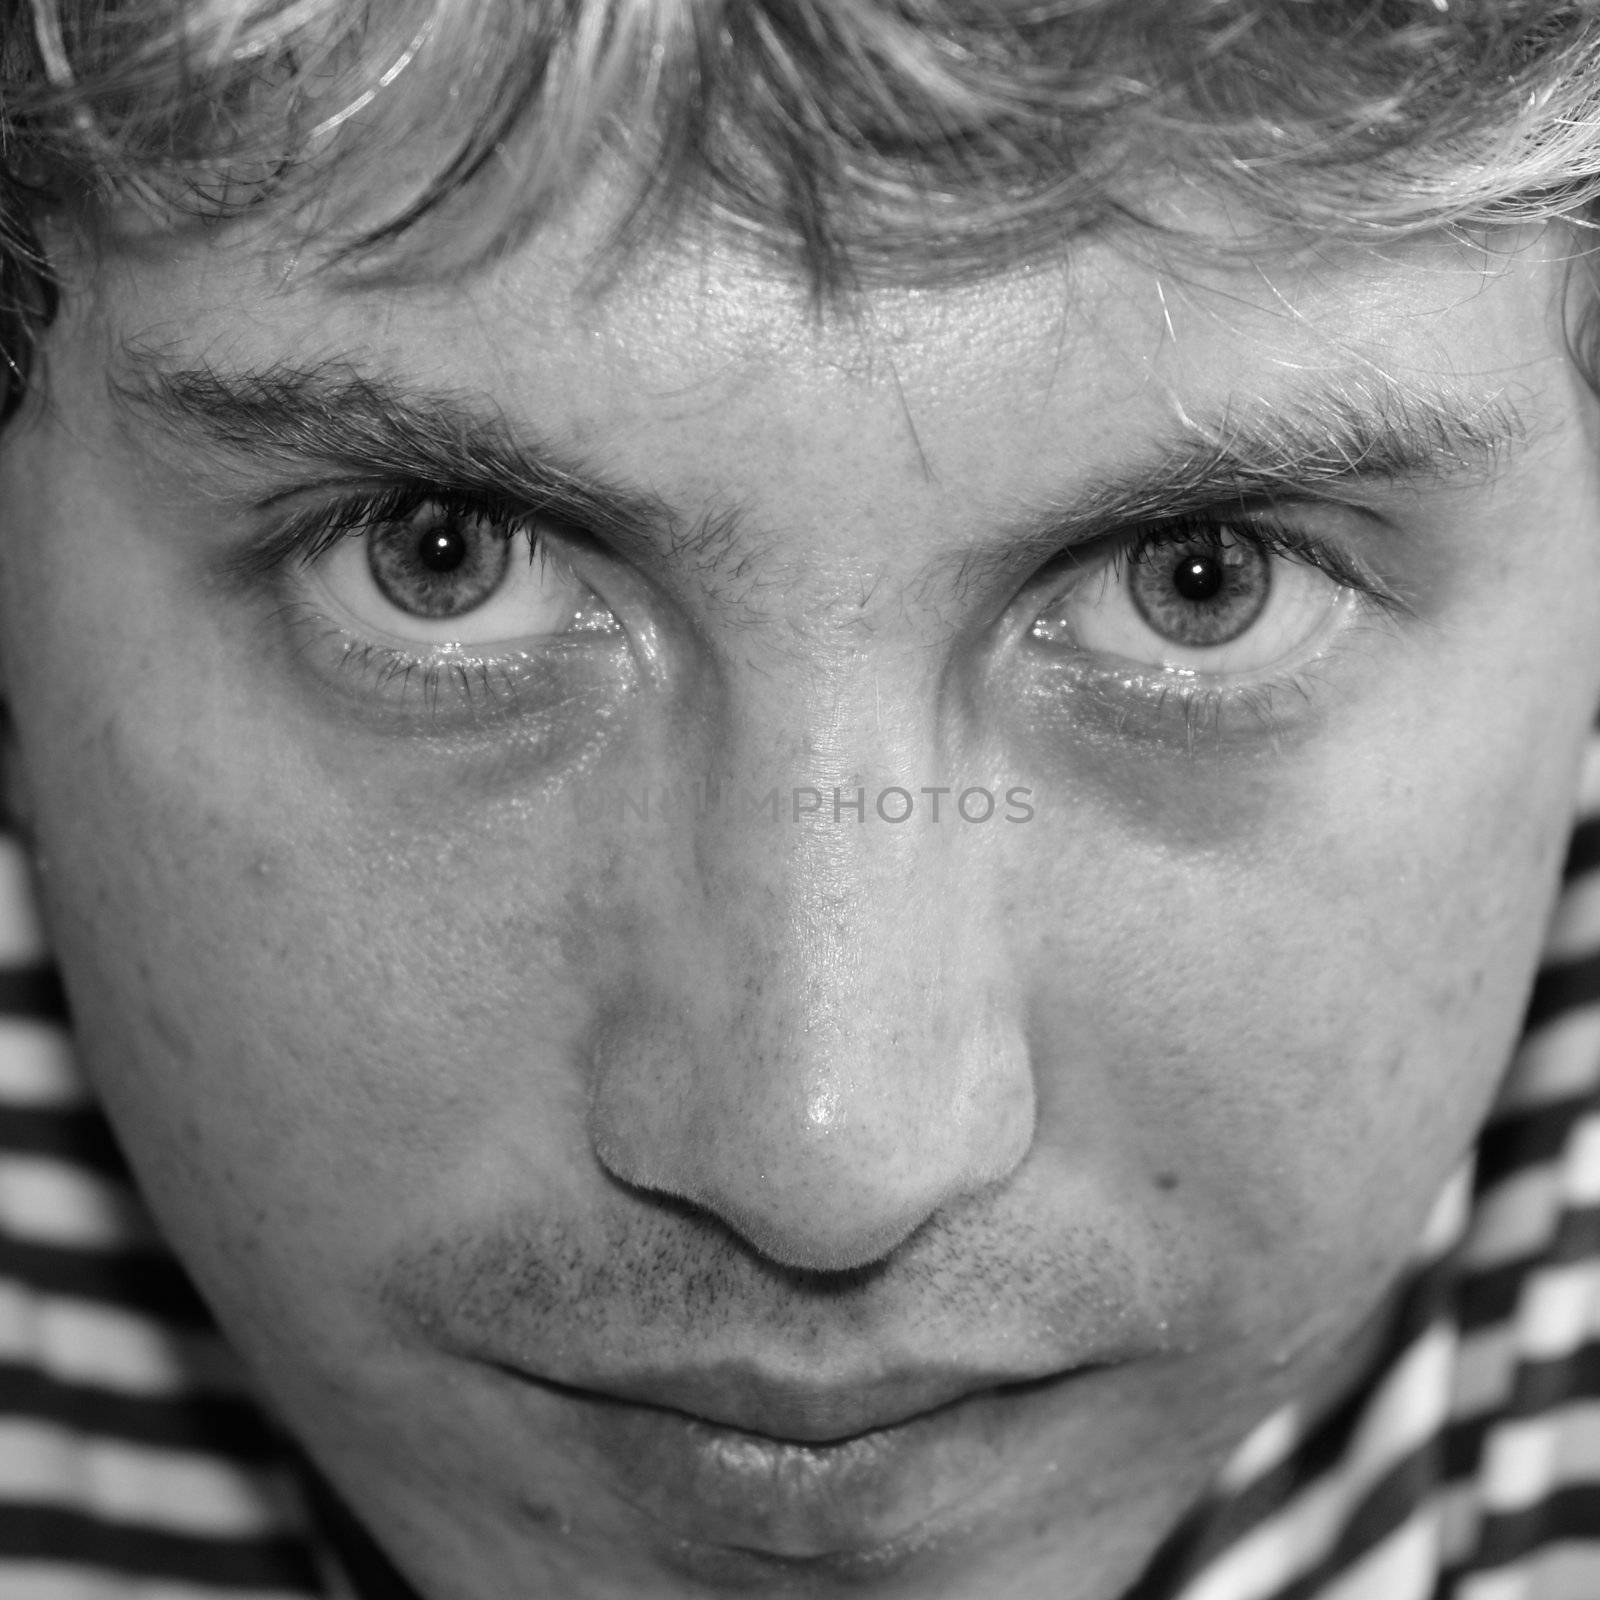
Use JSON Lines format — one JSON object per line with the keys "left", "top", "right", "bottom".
{"left": 1173, "top": 554, "right": 1223, "bottom": 602}
{"left": 418, "top": 526, "right": 467, "bottom": 573}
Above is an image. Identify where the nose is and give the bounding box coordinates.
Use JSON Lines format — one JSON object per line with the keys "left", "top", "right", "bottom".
{"left": 587, "top": 803, "right": 1037, "bottom": 1273}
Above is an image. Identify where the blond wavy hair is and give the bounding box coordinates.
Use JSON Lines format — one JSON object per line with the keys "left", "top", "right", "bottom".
{"left": 4, "top": 0, "right": 1600, "bottom": 412}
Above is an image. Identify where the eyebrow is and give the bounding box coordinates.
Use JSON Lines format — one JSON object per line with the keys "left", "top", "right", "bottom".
{"left": 114, "top": 351, "right": 1529, "bottom": 580}
{"left": 111, "top": 354, "right": 686, "bottom": 558}
{"left": 961, "top": 380, "right": 1530, "bottom": 577}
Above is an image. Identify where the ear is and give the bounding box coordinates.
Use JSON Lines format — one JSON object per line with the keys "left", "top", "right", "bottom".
{"left": 0, "top": 215, "right": 57, "bottom": 845}
{"left": 0, "top": 700, "right": 32, "bottom": 847}
{"left": 0, "top": 424, "right": 32, "bottom": 847}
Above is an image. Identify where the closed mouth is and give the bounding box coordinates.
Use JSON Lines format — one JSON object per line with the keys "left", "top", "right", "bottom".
{"left": 504, "top": 1359, "right": 1096, "bottom": 1442}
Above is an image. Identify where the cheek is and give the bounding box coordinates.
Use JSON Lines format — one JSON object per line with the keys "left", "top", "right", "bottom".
{"left": 0, "top": 475, "right": 624, "bottom": 1366}
{"left": 18, "top": 715, "right": 640, "bottom": 1373}
{"left": 1010, "top": 656, "right": 1585, "bottom": 1353}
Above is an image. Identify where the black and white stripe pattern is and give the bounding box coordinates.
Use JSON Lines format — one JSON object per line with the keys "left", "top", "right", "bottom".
{"left": 2, "top": 732, "right": 1600, "bottom": 1597}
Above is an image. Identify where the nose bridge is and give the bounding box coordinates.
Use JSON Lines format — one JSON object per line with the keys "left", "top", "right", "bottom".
{"left": 587, "top": 662, "right": 1037, "bottom": 1273}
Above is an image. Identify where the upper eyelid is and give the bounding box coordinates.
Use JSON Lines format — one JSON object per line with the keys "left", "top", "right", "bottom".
{"left": 230, "top": 483, "right": 551, "bottom": 584}
{"left": 244, "top": 482, "right": 1406, "bottom": 622}
{"left": 1039, "top": 499, "right": 1314, "bottom": 564}
{"left": 1116, "top": 509, "right": 1410, "bottom": 616}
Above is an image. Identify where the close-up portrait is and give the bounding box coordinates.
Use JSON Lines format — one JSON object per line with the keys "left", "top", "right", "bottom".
{"left": 1, "top": 1, "right": 1600, "bottom": 1596}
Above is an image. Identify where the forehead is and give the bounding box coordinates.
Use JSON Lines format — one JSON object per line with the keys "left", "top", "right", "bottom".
{"left": 75, "top": 198, "right": 1579, "bottom": 557}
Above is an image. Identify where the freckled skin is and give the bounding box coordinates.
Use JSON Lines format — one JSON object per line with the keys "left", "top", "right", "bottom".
{"left": 1, "top": 200, "right": 1599, "bottom": 1599}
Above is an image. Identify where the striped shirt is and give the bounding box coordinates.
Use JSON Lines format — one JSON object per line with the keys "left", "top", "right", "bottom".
{"left": 3, "top": 737, "right": 1600, "bottom": 1599}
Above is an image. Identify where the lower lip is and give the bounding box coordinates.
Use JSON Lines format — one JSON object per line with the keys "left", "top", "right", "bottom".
{"left": 542, "top": 1376, "right": 1074, "bottom": 1570}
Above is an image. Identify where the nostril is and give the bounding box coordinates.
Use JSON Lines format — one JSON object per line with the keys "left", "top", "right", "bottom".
{"left": 591, "top": 1149, "right": 947, "bottom": 1274}
{"left": 591, "top": 1080, "right": 1035, "bottom": 1275}
{"left": 680, "top": 1178, "right": 945, "bottom": 1274}
{"left": 590, "top": 1108, "right": 917, "bottom": 1271}
{"left": 586, "top": 973, "right": 1037, "bottom": 1281}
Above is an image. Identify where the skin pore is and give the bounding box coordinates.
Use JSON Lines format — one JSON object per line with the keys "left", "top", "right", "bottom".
{"left": 0, "top": 185, "right": 1598, "bottom": 1599}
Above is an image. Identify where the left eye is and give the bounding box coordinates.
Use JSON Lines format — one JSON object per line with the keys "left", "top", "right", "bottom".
{"left": 1031, "top": 523, "right": 1347, "bottom": 674}
{"left": 307, "top": 499, "right": 616, "bottom": 648}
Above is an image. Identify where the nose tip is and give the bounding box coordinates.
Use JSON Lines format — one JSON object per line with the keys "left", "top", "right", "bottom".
{"left": 692, "top": 1037, "right": 1035, "bottom": 1272}
{"left": 589, "top": 998, "right": 1036, "bottom": 1274}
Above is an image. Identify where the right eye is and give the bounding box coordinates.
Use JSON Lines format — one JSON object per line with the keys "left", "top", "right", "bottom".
{"left": 303, "top": 494, "right": 620, "bottom": 649}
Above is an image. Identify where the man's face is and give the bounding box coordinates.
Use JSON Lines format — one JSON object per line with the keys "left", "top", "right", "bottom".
{"left": 3, "top": 190, "right": 1599, "bottom": 1599}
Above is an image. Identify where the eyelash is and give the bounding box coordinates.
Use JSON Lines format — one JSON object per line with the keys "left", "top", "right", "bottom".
{"left": 260, "top": 490, "right": 1395, "bottom": 599}
{"left": 250, "top": 482, "right": 546, "bottom": 575}
{"left": 1098, "top": 511, "right": 1404, "bottom": 613}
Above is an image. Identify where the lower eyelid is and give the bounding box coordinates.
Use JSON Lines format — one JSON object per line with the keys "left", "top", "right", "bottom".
{"left": 1030, "top": 657, "right": 1325, "bottom": 750}
{"left": 270, "top": 599, "right": 635, "bottom": 730}
{"left": 1019, "top": 602, "right": 1376, "bottom": 751}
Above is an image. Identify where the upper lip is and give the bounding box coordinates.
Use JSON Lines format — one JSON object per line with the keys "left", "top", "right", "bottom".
{"left": 509, "top": 1361, "right": 1088, "bottom": 1443}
